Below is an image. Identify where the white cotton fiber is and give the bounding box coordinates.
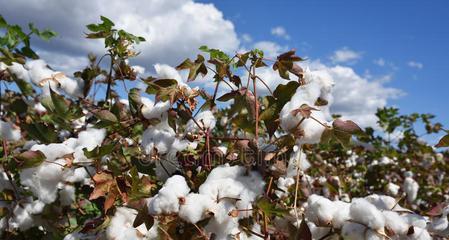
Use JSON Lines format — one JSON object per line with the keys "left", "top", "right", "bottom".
{"left": 305, "top": 194, "right": 336, "bottom": 226}
{"left": 349, "top": 198, "right": 385, "bottom": 230}
{"left": 0, "top": 120, "right": 21, "bottom": 142}
{"left": 382, "top": 211, "right": 409, "bottom": 235}
{"left": 147, "top": 175, "right": 190, "bottom": 215}
{"left": 178, "top": 193, "right": 215, "bottom": 223}
{"left": 403, "top": 176, "right": 419, "bottom": 202}
{"left": 341, "top": 222, "right": 381, "bottom": 240}
{"left": 141, "top": 99, "right": 170, "bottom": 120}
{"left": 7, "top": 62, "right": 31, "bottom": 82}
{"left": 186, "top": 110, "right": 216, "bottom": 133}
{"left": 141, "top": 120, "right": 176, "bottom": 155}
{"left": 106, "top": 207, "right": 147, "bottom": 240}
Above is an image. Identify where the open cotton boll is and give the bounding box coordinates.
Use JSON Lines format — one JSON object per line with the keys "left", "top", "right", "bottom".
{"left": 186, "top": 110, "right": 216, "bottom": 133}
{"left": 402, "top": 213, "right": 427, "bottom": 229}
{"left": 27, "top": 59, "right": 83, "bottom": 98}
{"left": 0, "top": 120, "right": 21, "bottom": 142}
{"left": 341, "top": 222, "right": 382, "bottom": 240}
{"left": 106, "top": 207, "right": 147, "bottom": 240}
{"left": 274, "top": 177, "right": 295, "bottom": 198}
{"left": 141, "top": 99, "right": 171, "bottom": 120}
{"left": 178, "top": 193, "right": 215, "bottom": 223}
{"left": 407, "top": 227, "right": 432, "bottom": 240}
{"left": 147, "top": 175, "right": 190, "bottom": 215}
{"left": 403, "top": 177, "right": 419, "bottom": 202}
{"left": 386, "top": 182, "right": 400, "bottom": 196}
{"left": 332, "top": 201, "right": 350, "bottom": 228}
{"left": 141, "top": 120, "right": 176, "bottom": 155}
{"left": 19, "top": 159, "right": 66, "bottom": 204}
{"left": 204, "top": 200, "right": 241, "bottom": 240}
{"left": 7, "top": 62, "right": 31, "bottom": 82}
{"left": 8, "top": 200, "right": 45, "bottom": 231}
{"left": 364, "top": 194, "right": 397, "bottom": 210}
{"left": 30, "top": 143, "right": 73, "bottom": 161}
{"left": 305, "top": 194, "right": 336, "bottom": 226}
{"left": 382, "top": 211, "right": 409, "bottom": 235}
{"left": 154, "top": 63, "right": 182, "bottom": 82}
{"left": 349, "top": 198, "right": 385, "bottom": 230}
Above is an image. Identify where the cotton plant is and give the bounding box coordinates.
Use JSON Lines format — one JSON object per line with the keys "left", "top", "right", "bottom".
{"left": 1, "top": 14, "right": 449, "bottom": 240}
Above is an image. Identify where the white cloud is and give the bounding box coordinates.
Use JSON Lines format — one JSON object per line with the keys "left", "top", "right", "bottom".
{"left": 270, "top": 26, "right": 290, "bottom": 40}
{"left": 373, "top": 58, "right": 385, "bottom": 66}
{"left": 252, "top": 41, "right": 288, "bottom": 59}
{"left": 407, "top": 61, "right": 423, "bottom": 69}
{"left": 248, "top": 61, "right": 403, "bottom": 128}
{"left": 241, "top": 34, "right": 252, "bottom": 43}
{"left": 330, "top": 47, "right": 362, "bottom": 64}
{"left": 0, "top": 0, "right": 239, "bottom": 73}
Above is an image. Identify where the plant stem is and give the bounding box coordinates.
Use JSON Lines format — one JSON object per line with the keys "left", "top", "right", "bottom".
{"left": 104, "top": 55, "right": 114, "bottom": 105}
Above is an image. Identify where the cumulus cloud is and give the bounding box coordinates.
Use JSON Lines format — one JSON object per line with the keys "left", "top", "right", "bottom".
{"left": 250, "top": 61, "right": 403, "bottom": 128}
{"left": 330, "top": 47, "right": 362, "bottom": 64}
{"left": 252, "top": 41, "right": 288, "bottom": 59}
{"left": 407, "top": 61, "right": 423, "bottom": 69}
{"left": 270, "top": 26, "right": 290, "bottom": 40}
{"left": 0, "top": 0, "right": 239, "bottom": 73}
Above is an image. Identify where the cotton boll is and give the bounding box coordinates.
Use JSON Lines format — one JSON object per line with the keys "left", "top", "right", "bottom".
{"left": 186, "top": 110, "right": 216, "bottom": 133}
{"left": 8, "top": 200, "right": 44, "bottom": 231}
{"left": 141, "top": 120, "right": 176, "bottom": 155}
{"left": 403, "top": 177, "right": 419, "bottom": 203}
{"left": 274, "top": 177, "right": 295, "bottom": 198}
{"left": 0, "top": 120, "right": 21, "bottom": 142}
{"left": 406, "top": 227, "right": 432, "bottom": 240}
{"left": 19, "top": 159, "right": 66, "bottom": 204}
{"left": 402, "top": 213, "right": 427, "bottom": 229}
{"left": 305, "top": 194, "right": 336, "bottom": 226}
{"left": 147, "top": 175, "right": 190, "bottom": 215}
{"left": 59, "top": 184, "right": 76, "bottom": 206}
{"left": 364, "top": 194, "right": 397, "bottom": 210}
{"left": 58, "top": 76, "right": 84, "bottom": 98}
{"left": 204, "top": 200, "right": 241, "bottom": 240}
{"left": 386, "top": 182, "right": 400, "bottom": 196}
{"left": 383, "top": 211, "right": 409, "bottom": 235}
{"left": 141, "top": 99, "right": 170, "bottom": 120}
{"left": 341, "top": 222, "right": 382, "bottom": 240}
{"left": 106, "top": 207, "right": 147, "bottom": 240}
{"left": 154, "top": 63, "right": 182, "bottom": 82}
{"left": 332, "top": 201, "right": 350, "bottom": 228}
{"left": 349, "top": 198, "right": 385, "bottom": 230}
{"left": 7, "top": 62, "right": 31, "bottom": 82}
{"left": 30, "top": 143, "right": 73, "bottom": 161}
{"left": 178, "top": 193, "right": 215, "bottom": 223}
{"left": 76, "top": 128, "right": 106, "bottom": 150}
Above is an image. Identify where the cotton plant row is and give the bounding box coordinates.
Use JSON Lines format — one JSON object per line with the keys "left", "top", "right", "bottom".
{"left": 1, "top": 15, "right": 449, "bottom": 240}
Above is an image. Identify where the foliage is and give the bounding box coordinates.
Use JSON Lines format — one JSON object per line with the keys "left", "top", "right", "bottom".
{"left": 0, "top": 14, "right": 448, "bottom": 240}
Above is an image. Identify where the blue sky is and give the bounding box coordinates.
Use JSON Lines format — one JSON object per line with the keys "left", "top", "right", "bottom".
{"left": 1, "top": 0, "right": 448, "bottom": 136}
{"left": 201, "top": 0, "right": 449, "bottom": 125}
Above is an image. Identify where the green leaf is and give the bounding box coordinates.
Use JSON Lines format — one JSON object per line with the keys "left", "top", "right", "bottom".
{"left": 94, "top": 109, "right": 119, "bottom": 123}
{"left": 0, "top": 15, "right": 7, "bottom": 28}
{"left": 14, "top": 78, "right": 34, "bottom": 95}
{"left": 50, "top": 88, "right": 69, "bottom": 115}
{"left": 16, "top": 150, "right": 46, "bottom": 168}
{"left": 256, "top": 197, "right": 288, "bottom": 217}
{"left": 83, "top": 144, "right": 114, "bottom": 159}
{"left": 175, "top": 55, "right": 207, "bottom": 82}
{"left": 128, "top": 88, "right": 142, "bottom": 116}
